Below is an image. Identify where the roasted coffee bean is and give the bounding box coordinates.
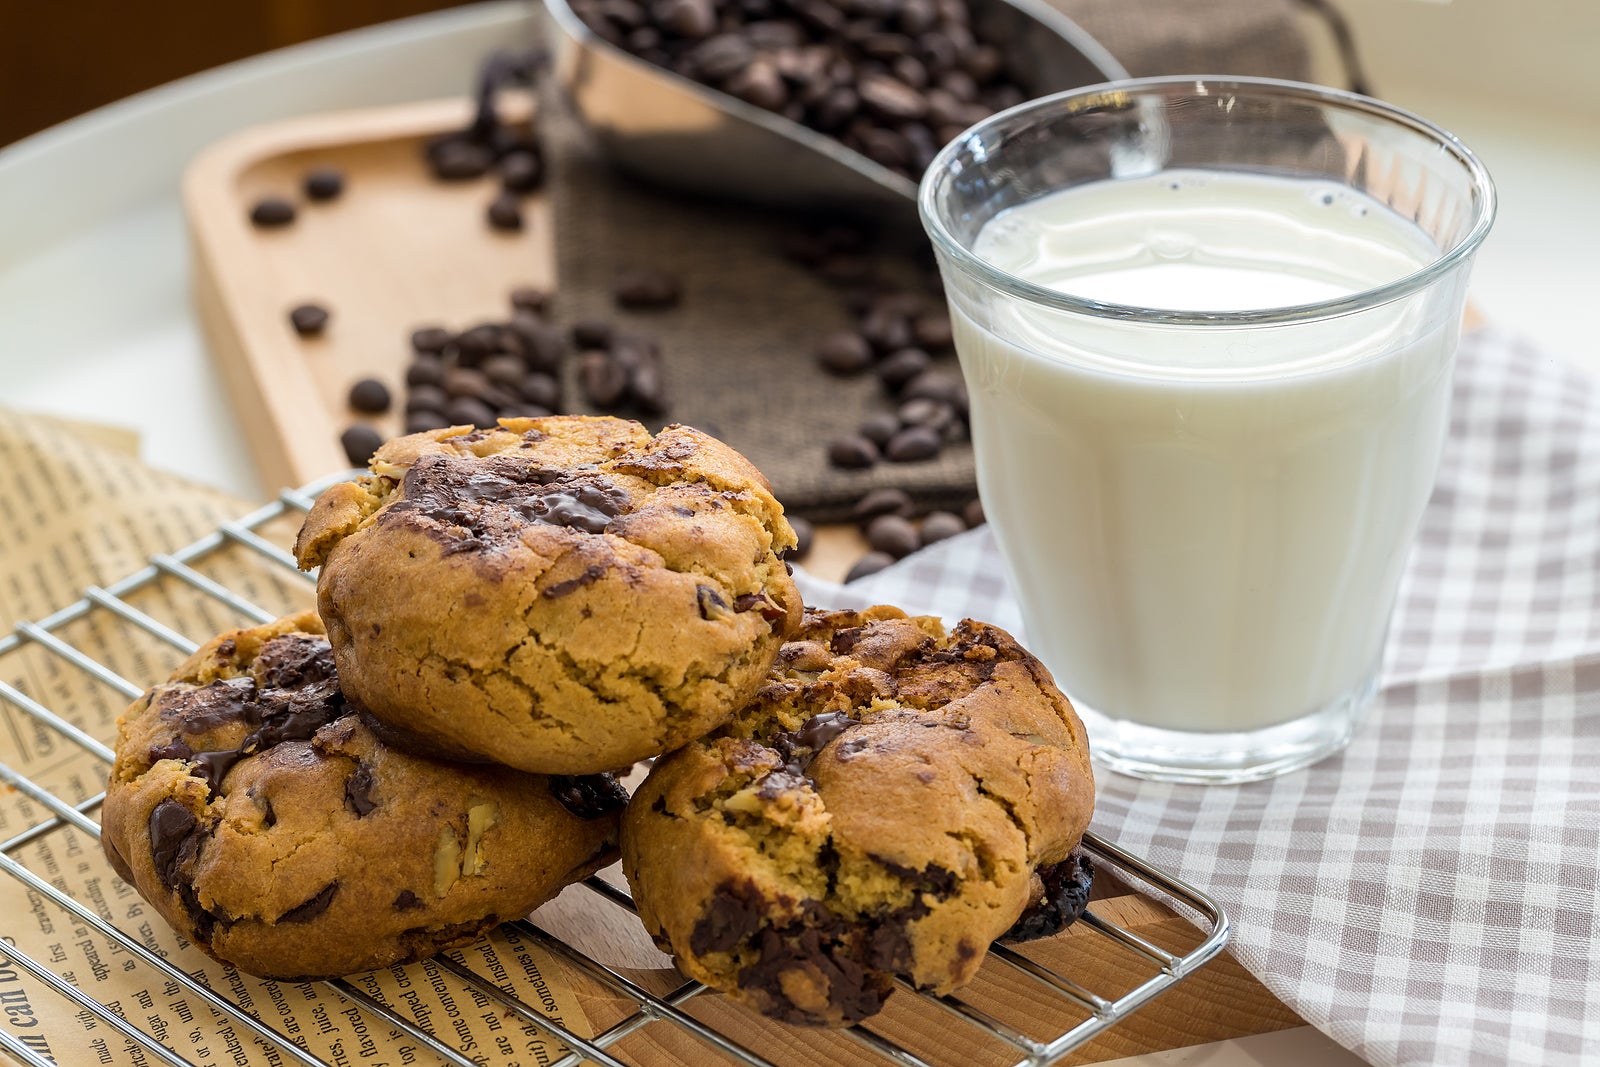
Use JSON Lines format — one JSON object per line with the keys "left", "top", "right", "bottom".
{"left": 482, "top": 354, "right": 527, "bottom": 387}
{"left": 513, "top": 315, "right": 565, "bottom": 373}
{"left": 731, "top": 61, "right": 788, "bottom": 111}
{"left": 405, "top": 410, "right": 450, "bottom": 434}
{"left": 962, "top": 497, "right": 985, "bottom": 528}
{"left": 859, "top": 307, "right": 913, "bottom": 353}
{"left": 688, "top": 34, "right": 754, "bottom": 81}
{"left": 655, "top": 0, "right": 716, "bottom": 36}
{"left": 411, "top": 326, "right": 453, "bottom": 353}
{"left": 920, "top": 510, "right": 966, "bottom": 545}
{"left": 487, "top": 192, "right": 525, "bottom": 231}
{"left": 962, "top": 43, "right": 1003, "bottom": 82}
{"left": 249, "top": 197, "right": 296, "bottom": 228}
{"left": 340, "top": 425, "right": 382, "bottom": 466}
{"left": 348, "top": 378, "right": 392, "bottom": 414}
{"left": 912, "top": 309, "right": 954, "bottom": 349}
{"left": 858, "top": 73, "right": 927, "bottom": 121}
{"left": 406, "top": 385, "right": 448, "bottom": 413}
{"left": 429, "top": 137, "right": 494, "bottom": 181}
{"left": 519, "top": 373, "right": 562, "bottom": 410}
{"left": 828, "top": 434, "right": 880, "bottom": 469}
{"left": 901, "top": 369, "right": 967, "bottom": 411}
{"left": 629, "top": 357, "right": 668, "bottom": 414}
{"left": 858, "top": 411, "right": 901, "bottom": 448}
{"left": 867, "top": 513, "right": 920, "bottom": 558}
{"left": 509, "top": 286, "right": 549, "bottom": 314}
{"left": 613, "top": 267, "right": 683, "bottom": 309}
{"left": 845, "top": 551, "right": 895, "bottom": 583}
{"left": 454, "top": 323, "right": 501, "bottom": 365}
{"left": 445, "top": 396, "right": 498, "bottom": 428}
{"left": 303, "top": 167, "right": 345, "bottom": 201}
{"left": 852, "top": 486, "right": 914, "bottom": 523}
{"left": 816, "top": 330, "right": 874, "bottom": 375}
{"left": 288, "top": 304, "right": 329, "bottom": 336}
{"left": 500, "top": 150, "right": 544, "bottom": 193}
{"left": 406, "top": 358, "right": 445, "bottom": 389}
{"left": 444, "top": 367, "right": 492, "bottom": 399}
{"left": 898, "top": 0, "right": 935, "bottom": 33}
{"left": 897, "top": 396, "right": 953, "bottom": 432}
{"left": 580, "top": 350, "right": 630, "bottom": 408}
{"left": 572, "top": 320, "right": 615, "bottom": 349}
{"left": 885, "top": 424, "right": 942, "bottom": 461}
{"left": 856, "top": 127, "right": 912, "bottom": 170}
{"left": 785, "top": 516, "right": 815, "bottom": 561}
{"left": 877, "top": 346, "right": 931, "bottom": 389}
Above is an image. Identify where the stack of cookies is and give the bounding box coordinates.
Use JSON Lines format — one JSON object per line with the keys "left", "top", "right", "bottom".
{"left": 103, "top": 415, "right": 1094, "bottom": 1027}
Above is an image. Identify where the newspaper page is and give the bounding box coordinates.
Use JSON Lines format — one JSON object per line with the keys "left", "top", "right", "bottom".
{"left": 0, "top": 412, "right": 594, "bottom": 1067}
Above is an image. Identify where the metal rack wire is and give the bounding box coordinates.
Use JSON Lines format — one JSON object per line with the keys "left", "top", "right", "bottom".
{"left": 0, "top": 476, "right": 1230, "bottom": 1067}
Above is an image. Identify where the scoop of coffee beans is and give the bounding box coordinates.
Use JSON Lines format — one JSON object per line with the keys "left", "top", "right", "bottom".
{"left": 569, "top": 0, "right": 1029, "bottom": 183}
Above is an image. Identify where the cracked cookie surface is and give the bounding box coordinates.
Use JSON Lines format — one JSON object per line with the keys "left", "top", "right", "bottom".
{"left": 101, "top": 612, "right": 625, "bottom": 980}
{"left": 622, "top": 605, "right": 1096, "bottom": 1026}
{"left": 294, "top": 416, "right": 801, "bottom": 774}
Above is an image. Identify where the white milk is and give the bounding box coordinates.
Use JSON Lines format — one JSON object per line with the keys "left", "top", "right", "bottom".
{"left": 957, "top": 170, "right": 1451, "bottom": 733}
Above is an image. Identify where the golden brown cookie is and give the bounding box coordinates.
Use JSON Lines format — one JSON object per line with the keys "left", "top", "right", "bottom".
{"left": 101, "top": 612, "right": 624, "bottom": 980}
{"left": 622, "top": 605, "right": 1096, "bottom": 1026}
{"left": 293, "top": 416, "right": 801, "bottom": 774}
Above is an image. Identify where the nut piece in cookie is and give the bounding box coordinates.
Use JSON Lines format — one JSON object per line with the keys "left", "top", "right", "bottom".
{"left": 293, "top": 416, "right": 802, "bottom": 775}
{"left": 622, "top": 605, "right": 1096, "bottom": 1026}
{"left": 101, "top": 611, "right": 624, "bottom": 980}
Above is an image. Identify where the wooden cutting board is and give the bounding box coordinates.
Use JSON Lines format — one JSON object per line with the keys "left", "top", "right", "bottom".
{"left": 183, "top": 96, "right": 1302, "bottom": 1062}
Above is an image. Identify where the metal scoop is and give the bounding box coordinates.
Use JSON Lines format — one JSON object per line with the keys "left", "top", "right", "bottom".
{"left": 542, "top": 0, "right": 1126, "bottom": 217}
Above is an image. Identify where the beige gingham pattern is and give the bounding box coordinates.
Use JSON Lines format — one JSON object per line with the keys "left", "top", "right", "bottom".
{"left": 794, "top": 328, "right": 1600, "bottom": 1066}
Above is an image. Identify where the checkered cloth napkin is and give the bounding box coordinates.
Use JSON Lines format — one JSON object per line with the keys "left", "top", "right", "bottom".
{"left": 793, "top": 326, "right": 1600, "bottom": 1066}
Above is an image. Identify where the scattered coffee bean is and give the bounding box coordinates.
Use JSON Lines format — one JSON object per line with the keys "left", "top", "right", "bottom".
{"left": 413, "top": 328, "right": 454, "bottom": 355}
{"left": 920, "top": 510, "right": 966, "bottom": 545}
{"left": 512, "top": 317, "right": 565, "bottom": 374}
{"left": 860, "top": 306, "right": 914, "bottom": 353}
{"left": 912, "top": 310, "right": 954, "bottom": 349}
{"left": 816, "top": 330, "right": 874, "bottom": 375}
{"left": 885, "top": 424, "right": 942, "bottom": 462}
{"left": 572, "top": 320, "right": 615, "bottom": 349}
{"left": 288, "top": 303, "right": 329, "bottom": 337}
{"left": 303, "top": 167, "right": 345, "bottom": 201}
{"left": 444, "top": 367, "right": 491, "bottom": 400}
{"left": 405, "top": 358, "right": 446, "bottom": 388}
{"left": 445, "top": 396, "right": 497, "bottom": 428}
{"left": 901, "top": 369, "right": 967, "bottom": 411}
{"left": 898, "top": 396, "right": 953, "bottom": 432}
{"left": 581, "top": 350, "right": 630, "bottom": 408}
{"left": 340, "top": 425, "right": 383, "bottom": 466}
{"left": 454, "top": 324, "right": 501, "bottom": 366}
{"left": 845, "top": 551, "right": 895, "bottom": 583}
{"left": 500, "top": 150, "right": 544, "bottom": 193}
{"left": 428, "top": 137, "right": 494, "bottom": 181}
{"left": 877, "top": 347, "right": 931, "bottom": 390}
{"left": 509, "top": 286, "right": 549, "bottom": 315}
{"left": 785, "top": 516, "right": 814, "bottom": 561}
{"left": 867, "top": 514, "right": 919, "bottom": 559}
{"left": 614, "top": 267, "right": 683, "bottom": 310}
{"left": 482, "top": 354, "right": 526, "bottom": 388}
{"left": 249, "top": 197, "right": 296, "bottom": 228}
{"left": 406, "top": 385, "right": 448, "bottom": 413}
{"left": 852, "top": 486, "right": 915, "bottom": 523}
{"left": 348, "top": 378, "right": 391, "bottom": 414}
{"left": 858, "top": 411, "right": 901, "bottom": 448}
{"left": 519, "top": 373, "right": 562, "bottom": 410}
{"left": 828, "top": 435, "right": 880, "bottom": 469}
{"left": 487, "top": 191, "right": 525, "bottom": 231}
{"left": 962, "top": 497, "right": 985, "bottom": 528}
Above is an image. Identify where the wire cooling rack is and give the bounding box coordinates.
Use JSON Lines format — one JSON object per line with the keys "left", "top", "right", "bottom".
{"left": 0, "top": 476, "right": 1230, "bottom": 1067}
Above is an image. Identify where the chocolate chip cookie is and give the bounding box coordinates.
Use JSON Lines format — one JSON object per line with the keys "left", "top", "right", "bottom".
{"left": 293, "top": 416, "right": 801, "bottom": 774}
{"left": 101, "top": 612, "right": 625, "bottom": 980}
{"left": 622, "top": 606, "right": 1096, "bottom": 1026}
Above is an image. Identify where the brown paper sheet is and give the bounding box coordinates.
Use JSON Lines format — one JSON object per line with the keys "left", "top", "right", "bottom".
{"left": 0, "top": 410, "right": 591, "bottom": 1067}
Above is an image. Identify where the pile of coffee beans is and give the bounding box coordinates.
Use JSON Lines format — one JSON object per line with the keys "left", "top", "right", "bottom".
{"left": 570, "top": 0, "right": 1029, "bottom": 181}
{"left": 843, "top": 487, "right": 984, "bottom": 580}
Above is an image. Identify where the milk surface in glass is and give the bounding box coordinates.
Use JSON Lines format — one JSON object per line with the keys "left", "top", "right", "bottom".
{"left": 958, "top": 170, "right": 1449, "bottom": 733}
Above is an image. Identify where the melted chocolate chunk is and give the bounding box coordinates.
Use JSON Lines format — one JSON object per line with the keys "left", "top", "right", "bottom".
{"left": 739, "top": 924, "right": 890, "bottom": 1025}
{"left": 278, "top": 882, "right": 339, "bottom": 924}
{"left": 543, "top": 564, "right": 608, "bottom": 599}
{"left": 1003, "top": 853, "right": 1094, "bottom": 942}
{"left": 149, "top": 738, "right": 193, "bottom": 763}
{"left": 188, "top": 749, "right": 243, "bottom": 794}
{"left": 733, "top": 593, "right": 787, "bottom": 622}
{"left": 696, "top": 585, "right": 731, "bottom": 620}
{"left": 549, "top": 774, "right": 629, "bottom": 819}
{"left": 389, "top": 453, "right": 631, "bottom": 549}
{"left": 689, "top": 882, "right": 766, "bottom": 955}
{"left": 345, "top": 763, "right": 378, "bottom": 816}
{"left": 254, "top": 634, "right": 338, "bottom": 688}
{"left": 148, "top": 800, "right": 197, "bottom": 890}
{"left": 161, "top": 677, "right": 258, "bottom": 733}
{"left": 771, "top": 711, "right": 861, "bottom": 776}
{"left": 249, "top": 682, "right": 345, "bottom": 750}
{"left": 871, "top": 856, "right": 958, "bottom": 900}
{"left": 393, "top": 889, "right": 424, "bottom": 911}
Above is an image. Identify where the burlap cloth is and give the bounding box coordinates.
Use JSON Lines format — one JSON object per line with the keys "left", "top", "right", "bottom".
{"left": 548, "top": 0, "right": 1313, "bottom": 520}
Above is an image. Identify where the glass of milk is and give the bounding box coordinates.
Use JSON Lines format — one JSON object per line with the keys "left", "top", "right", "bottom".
{"left": 919, "top": 78, "right": 1495, "bottom": 783}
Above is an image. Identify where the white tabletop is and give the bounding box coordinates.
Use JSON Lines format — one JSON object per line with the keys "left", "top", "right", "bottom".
{"left": 0, "top": 3, "right": 1589, "bottom": 1063}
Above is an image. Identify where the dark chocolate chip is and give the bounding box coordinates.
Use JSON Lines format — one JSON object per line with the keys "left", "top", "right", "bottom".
{"left": 828, "top": 435, "right": 879, "bottom": 469}
{"left": 348, "top": 378, "right": 392, "bottom": 414}
{"left": 188, "top": 749, "right": 242, "bottom": 794}
{"left": 884, "top": 424, "right": 941, "bottom": 462}
{"left": 734, "top": 592, "right": 787, "bottom": 621}
{"left": 303, "top": 167, "right": 345, "bottom": 201}
{"left": 394, "top": 889, "right": 425, "bottom": 911}
{"left": 487, "top": 192, "right": 525, "bottom": 231}
{"left": 149, "top": 738, "right": 194, "bottom": 762}
{"left": 289, "top": 304, "right": 329, "bottom": 337}
{"left": 845, "top": 551, "right": 895, "bottom": 582}
{"left": 344, "top": 763, "right": 378, "bottom": 816}
{"left": 548, "top": 773, "right": 630, "bottom": 819}
{"left": 697, "top": 584, "right": 732, "bottom": 620}
{"left": 866, "top": 514, "right": 919, "bottom": 558}
{"left": 919, "top": 510, "right": 966, "bottom": 545}
{"left": 278, "top": 882, "right": 339, "bottom": 924}
{"left": 543, "top": 564, "right": 608, "bottom": 598}
{"left": 689, "top": 881, "right": 766, "bottom": 955}
{"left": 249, "top": 197, "right": 296, "bottom": 228}
{"left": 148, "top": 799, "right": 198, "bottom": 890}
{"left": 340, "top": 425, "right": 383, "bottom": 466}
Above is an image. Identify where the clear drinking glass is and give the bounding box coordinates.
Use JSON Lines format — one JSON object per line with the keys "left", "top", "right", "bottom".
{"left": 920, "top": 78, "right": 1495, "bottom": 783}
